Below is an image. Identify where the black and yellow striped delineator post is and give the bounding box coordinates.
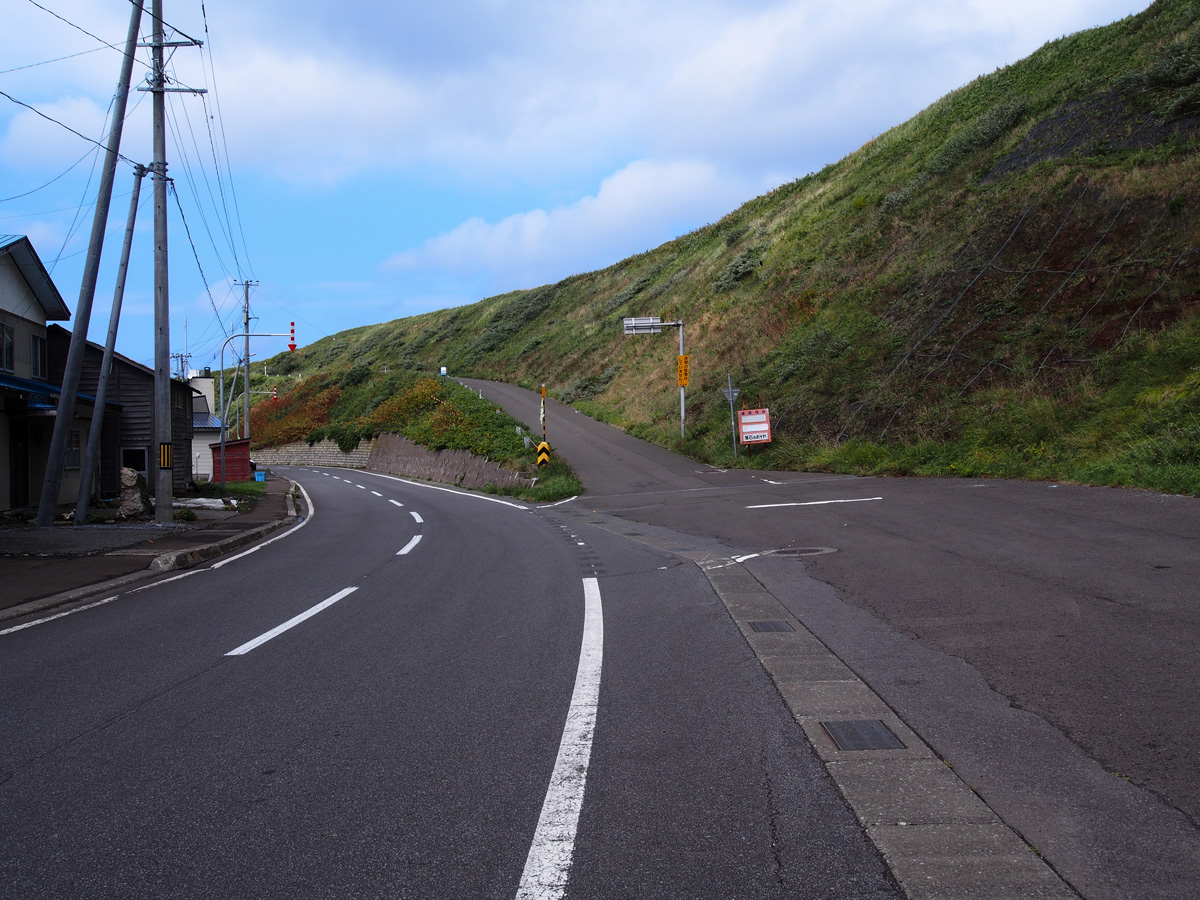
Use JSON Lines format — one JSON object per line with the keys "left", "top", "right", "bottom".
{"left": 537, "top": 441, "right": 551, "bottom": 468}
{"left": 159, "top": 441, "right": 173, "bottom": 470}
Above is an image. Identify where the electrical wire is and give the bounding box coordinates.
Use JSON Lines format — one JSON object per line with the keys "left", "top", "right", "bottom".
{"left": 0, "top": 46, "right": 110, "bottom": 76}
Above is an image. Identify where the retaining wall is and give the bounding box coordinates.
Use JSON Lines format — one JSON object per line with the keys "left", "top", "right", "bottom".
{"left": 367, "top": 433, "right": 532, "bottom": 490}
{"left": 253, "top": 433, "right": 532, "bottom": 491}
{"left": 253, "top": 437, "right": 375, "bottom": 469}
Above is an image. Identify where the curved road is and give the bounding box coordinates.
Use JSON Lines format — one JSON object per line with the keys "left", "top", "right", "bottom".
{"left": 1, "top": 465, "right": 898, "bottom": 898}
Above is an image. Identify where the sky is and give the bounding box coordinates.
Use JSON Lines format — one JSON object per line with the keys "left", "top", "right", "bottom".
{"left": 0, "top": 0, "right": 1155, "bottom": 373}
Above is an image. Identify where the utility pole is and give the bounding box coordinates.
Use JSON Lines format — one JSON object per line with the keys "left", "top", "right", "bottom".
{"left": 241, "top": 281, "right": 257, "bottom": 440}
{"left": 150, "top": 0, "right": 173, "bottom": 524}
{"left": 36, "top": 0, "right": 144, "bottom": 527}
{"left": 74, "top": 165, "right": 148, "bottom": 525}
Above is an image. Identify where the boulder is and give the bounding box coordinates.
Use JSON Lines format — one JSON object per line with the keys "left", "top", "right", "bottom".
{"left": 119, "top": 467, "right": 152, "bottom": 518}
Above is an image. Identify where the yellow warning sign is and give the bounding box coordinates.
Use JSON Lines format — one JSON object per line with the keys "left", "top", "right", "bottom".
{"left": 537, "top": 441, "right": 551, "bottom": 467}
{"left": 677, "top": 354, "right": 690, "bottom": 387}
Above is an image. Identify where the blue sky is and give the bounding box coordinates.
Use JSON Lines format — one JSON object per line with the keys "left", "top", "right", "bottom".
{"left": 1, "top": 0, "right": 1154, "bottom": 372}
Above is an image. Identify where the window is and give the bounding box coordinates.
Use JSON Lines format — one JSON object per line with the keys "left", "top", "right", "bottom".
{"left": 0, "top": 323, "right": 12, "bottom": 372}
{"left": 31, "top": 333, "right": 47, "bottom": 380}
{"left": 121, "top": 447, "right": 148, "bottom": 480}
{"left": 65, "top": 429, "right": 81, "bottom": 470}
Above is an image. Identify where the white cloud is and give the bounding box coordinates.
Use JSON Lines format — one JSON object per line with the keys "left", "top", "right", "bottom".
{"left": 386, "top": 158, "right": 757, "bottom": 289}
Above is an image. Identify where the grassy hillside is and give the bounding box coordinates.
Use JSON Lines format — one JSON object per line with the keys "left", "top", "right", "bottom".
{"left": 251, "top": 0, "right": 1200, "bottom": 495}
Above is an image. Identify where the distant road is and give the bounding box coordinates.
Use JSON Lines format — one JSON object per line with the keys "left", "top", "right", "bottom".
{"left": 463, "top": 377, "right": 1200, "bottom": 900}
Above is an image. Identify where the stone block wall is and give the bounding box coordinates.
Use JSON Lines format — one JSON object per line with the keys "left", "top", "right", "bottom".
{"left": 252, "top": 433, "right": 532, "bottom": 492}
{"left": 253, "top": 437, "right": 375, "bottom": 469}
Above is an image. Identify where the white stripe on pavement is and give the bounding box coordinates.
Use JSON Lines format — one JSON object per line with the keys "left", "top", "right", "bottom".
{"left": 746, "top": 497, "right": 883, "bottom": 509}
{"left": 397, "top": 535, "right": 422, "bottom": 556}
{"left": 389, "top": 499, "right": 404, "bottom": 508}
{"left": 371, "top": 491, "right": 382, "bottom": 497}
{"left": 410, "top": 511, "right": 423, "bottom": 524}
{"left": 0, "top": 595, "right": 118, "bottom": 636}
{"left": 515, "top": 577, "right": 603, "bottom": 900}
{"left": 225, "top": 587, "right": 358, "bottom": 656}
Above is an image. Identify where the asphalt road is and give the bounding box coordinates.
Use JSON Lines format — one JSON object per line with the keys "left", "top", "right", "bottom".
{"left": 1, "top": 466, "right": 899, "bottom": 898}
{"left": 463, "top": 377, "right": 1200, "bottom": 900}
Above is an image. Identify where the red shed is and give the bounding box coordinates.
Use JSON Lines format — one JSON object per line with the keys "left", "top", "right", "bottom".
{"left": 210, "top": 437, "right": 252, "bottom": 482}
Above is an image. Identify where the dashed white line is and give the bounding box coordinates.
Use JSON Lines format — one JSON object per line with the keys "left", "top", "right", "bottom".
{"left": 356, "top": 484, "right": 366, "bottom": 490}
{"left": 410, "top": 511, "right": 424, "bottom": 524}
{"left": 515, "top": 577, "right": 603, "bottom": 900}
{"left": 225, "top": 587, "right": 358, "bottom": 656}
{"left": 746, "top": 497, "right": 883, "bottom": 509}
{"left": 389, "top": 499, "right": 404, "bottom": 508}
{"left": 397, "top": 535, "right": 423, "bottom": 556}
{"left": 371, "top": 491, "right": 382, "bottom": 497}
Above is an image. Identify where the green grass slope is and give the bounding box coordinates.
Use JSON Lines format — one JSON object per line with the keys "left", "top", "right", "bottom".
{"left": 257, "top": 0, "right": 1200, "bottom": 494}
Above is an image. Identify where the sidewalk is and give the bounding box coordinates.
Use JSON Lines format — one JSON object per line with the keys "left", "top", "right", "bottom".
{"left": 0, "top": 474, "right": 298, "bottom": 624}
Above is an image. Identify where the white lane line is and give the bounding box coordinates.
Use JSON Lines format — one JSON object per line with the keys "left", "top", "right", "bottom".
{"left": 546, "top": 496, "right": 578, "bottom": 507}
{"left": 746, "top": 496, "right": 883, "bottom": 509}
{"left": 0, "top": 595, "right": 118, "bottom": 636}
{"left": 225, "top": 587, "right": 358, "bottom": 656}
{"left": 371, "top": 491, "right": 382, "bottom": 497}
{"left": 410, "top": 511, "right": 423, "bottom": 524}
{"left": 515, "top": 577, "right": 603, "bottom": 900}
{"left": 389, "top": 499, "right": 405, "bottom": 508}
{"left": 397, "top": 535, "right": 422, "bottom": 555}
{"left": 362, "top": 471, "right": 528, "bottom": 510}
{"left": 356, "top": 484, "right": 366, "bottom": 490}
{"left": 211, "top": 480, "right": 316, "bottom": 570}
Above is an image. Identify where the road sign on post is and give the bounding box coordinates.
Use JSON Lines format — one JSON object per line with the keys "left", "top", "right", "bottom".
{"left": 537, "top": 441, "right": 551, "bottom": 467}
{"left": 738, "top": 408, "right": 772, "bottom": 444}
{"left": 623, "top": 316, "right": 686, "bottom": 438}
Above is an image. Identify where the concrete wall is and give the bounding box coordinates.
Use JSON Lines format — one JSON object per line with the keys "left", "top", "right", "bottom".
{"left": 367, "top": 433, "right": 532, "bottom": 490}
{"left": 252, "top": 433, "right": 532, "bottom": 491}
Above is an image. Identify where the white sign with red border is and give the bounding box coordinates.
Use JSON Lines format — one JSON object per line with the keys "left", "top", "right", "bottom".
{"left": 738, "top": 408, "right": 772, "bottom": 444}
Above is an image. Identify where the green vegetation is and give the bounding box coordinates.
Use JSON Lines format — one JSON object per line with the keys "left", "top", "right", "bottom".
{"left": 247, "top": 372, "right": 579, "bottom": 501}
{"left": 246, "top": 0, "right": 1200, "bottom": 496}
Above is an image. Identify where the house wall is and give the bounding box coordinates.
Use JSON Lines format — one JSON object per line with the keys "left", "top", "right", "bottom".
{"left": 0, "top": 255, "right": 49, "bottom": 382}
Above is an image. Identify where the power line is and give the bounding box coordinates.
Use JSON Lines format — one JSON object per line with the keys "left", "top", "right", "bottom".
{"left": 0, "top": 148, "right": 96, "bottom": 203}
{"left": 170, "top": 179, "right": 230, "bottom": 344}
{"left": 0, "top": 46, "right": 109, "bottom": 76}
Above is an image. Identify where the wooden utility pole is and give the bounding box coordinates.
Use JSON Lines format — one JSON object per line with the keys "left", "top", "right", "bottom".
{"left": 36, "top": 0, "right": 144, "bottom": 527}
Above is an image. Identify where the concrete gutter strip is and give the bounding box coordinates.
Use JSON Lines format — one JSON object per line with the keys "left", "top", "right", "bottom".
{"left": 562, "top": 508, "right": 1081, "bottom": 900}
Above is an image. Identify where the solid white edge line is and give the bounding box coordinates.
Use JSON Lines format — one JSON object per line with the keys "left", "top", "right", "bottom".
{"left": 0, "top": 595, "right": 119, "bottom": 636}
{"left": 397, "top": 535, "right": 422, "bottom": 555}
{"left": 358, "top": 470, "right": 529, "bottom": 510}
{"left": 225, "top": 586, "right": 358, "bottom": 656}
{"left": 211, "top": 480, "right": 315, "bottom": 570}
{"left": 746, "top": 496, "right": 884, "bottom": 509}
{"left": 546, "top": 496, "right": 578, "bottom": 507}
{"left": 410, "top": 511, "right": 424, "bottom": 524}
{"left": 515, "top": 577, "right": 603, "bottom": 900}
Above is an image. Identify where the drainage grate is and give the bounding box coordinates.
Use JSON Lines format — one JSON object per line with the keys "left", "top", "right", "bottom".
{"left": 749, "top": 620, "right": 795, "bottom": 633}
{"left": 821, "top": 720, "right": 905, "bottom": 751}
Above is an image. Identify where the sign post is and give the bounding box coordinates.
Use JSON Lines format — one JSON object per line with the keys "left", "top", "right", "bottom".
{"left": 624, "top": 316, "right": 686, "bottom": 438}
{"left": 720, "top": 375, "right": 741, "bottom": 459}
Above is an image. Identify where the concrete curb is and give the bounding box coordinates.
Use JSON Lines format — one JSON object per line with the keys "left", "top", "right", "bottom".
{"left": 0, "top": 514, "right": 295, "bottom": 626}
{"left": 551, "top": 504, "right": 1081, "bottom": 900}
